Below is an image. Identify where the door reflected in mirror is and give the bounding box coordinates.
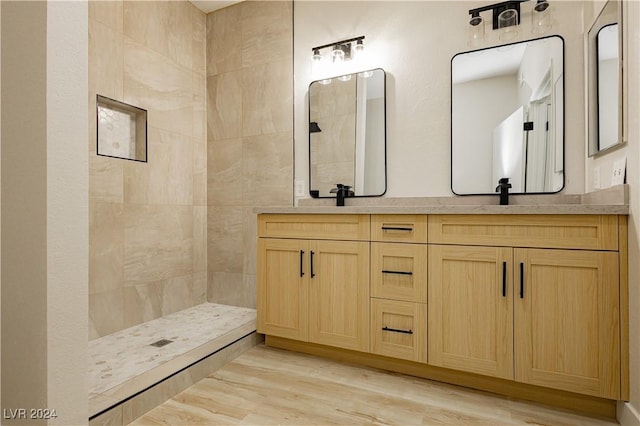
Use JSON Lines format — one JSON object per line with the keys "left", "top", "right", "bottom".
{"left": 588, "top": 0, "right": 622, "bottom": 155}
{"left": 309, "top": 68, "right": 386, "bottom": 198}
{"left": 451, "top": 36, "right": 564, "bottom": 195}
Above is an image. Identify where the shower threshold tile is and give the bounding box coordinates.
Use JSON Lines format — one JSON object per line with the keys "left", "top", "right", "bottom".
{"left": 88, "top": 303, "right": 256, "bottom": 417}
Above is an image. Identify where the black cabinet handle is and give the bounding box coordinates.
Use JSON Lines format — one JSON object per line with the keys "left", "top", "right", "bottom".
{"left": 382, "top": 326, "right": 413, "bottom": 334}
{"left": 299, "top": 250, "right": 304, "bottom": 277}
{"left": 381, "top": 226, "right": 413, "bottom": 231}
{"left": 382, "top": 270, "right": 413, "bottom": 275}
{"left": 502, "top": 261, "right": 507, "bottom": 297}
{"left": 310, "top": 251, "right": 315, "bottom": 278}
{"left": 519, "top": 262, "right": 524, "bottom": 299}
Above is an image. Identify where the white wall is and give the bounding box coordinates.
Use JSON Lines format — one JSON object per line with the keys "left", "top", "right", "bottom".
{"left": 1, "top": 2, "right": 88, "bottom": 423}
{"left": 294, "top": 1, "right": 586, "bottom": 198}
{"left": 452, "top": 74, "right": 519, "bottom": 194}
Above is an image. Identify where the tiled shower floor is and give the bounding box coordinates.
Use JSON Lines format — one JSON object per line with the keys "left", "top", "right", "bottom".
{"left": 88, "top": 303, "right": 256, "bottom": 416}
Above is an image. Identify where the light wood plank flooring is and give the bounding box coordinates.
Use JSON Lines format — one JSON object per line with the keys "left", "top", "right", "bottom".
{"left": 130, "top": 344, "right": 618, "bottom": 425}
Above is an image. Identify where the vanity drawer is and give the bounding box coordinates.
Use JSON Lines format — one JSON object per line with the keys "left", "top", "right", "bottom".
{"left": 258, "top": 214, "right": 370, "bottom": 241}
{"left": 371, "top": 242, "right": 427, "bottom": 303}
{"left": 371, "top": 298, "right": 427, "bottom": 363}
{"left": 371, "top": 214, "right": 427, "bottom": 243}
{"left": 428, "top": 214, "right": 619, "bottom": 250}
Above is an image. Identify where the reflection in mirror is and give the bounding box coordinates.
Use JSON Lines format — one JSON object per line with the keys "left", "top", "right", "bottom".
{"left": 309, "top": 68, "right": 386, "bottom": 198}
{"left": 588, "top": 0, "right": 621, "bottom": 155}
{"left": 451, "top": 36, "right": 564, "bottom": 195}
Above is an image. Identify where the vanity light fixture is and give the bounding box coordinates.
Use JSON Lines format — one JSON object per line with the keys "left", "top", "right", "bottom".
{"left": 531, "top": 0, "right": 552, "bottom": 35}
{"left": 467, "top": 0, "right": 552, "bottom": 43}
{"left": 311, "top": 35, "right": 365, "bottom": 65}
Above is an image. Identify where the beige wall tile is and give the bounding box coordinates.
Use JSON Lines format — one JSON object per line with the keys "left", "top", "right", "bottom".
{"left": 243, "top": 132, "right": 293, "bottom": 206}
{"left": 90, "top": 155, "right": 124, "bottom": 203}
{"left": 162, "top": 275, "right": 194, "bottom": 315}
{"left": 207, "top": 206, "right": 243, "bottom": 274}
{"left": 124, "top": 204, "right": 193, "bottom": 284}
{"left": 90, "top": 289, "right": 125, "bottom": 339}
{"left": 207, "top": 138, "right": 242, "bottom": 206}
{"left": 193, "top": 206, "right": 207, "bottom": 274}
{"left": 89, "top": 19, "right": 124, "bottom": 102}
{"left": 193, "top": 72, "right": 206, "bottom": 141}
{"left": 209, "top": 272, "right": 254, "bottom": 308}
{"left": 206, "top": 4, "right": 242, "bottom": 76}
{"left": 193, "top": 137, "right": 207, "bottom": 206}
{"left": 124, "top": 127, "right": 193, "bottom": 205}
{"left": 192, "top": 271, "right": 207, "bottom": 305}
{"left": 243, "top": 207, "right": 257, "bottom": 276}
{"left": 243, "top": 274, "right": 257, "bottom": 309}
{"left": 207, "top": 72, "right": 242, "bottom": 140}
{"left": 124, "top": 281, "right": 163, "bottom": 327}
{"left": 241, "top": 1, "right": 292, "bottom": 68}
{"left": 242, "top": 60, "right": 293, "bottom": 137}
{"left": 123, "top": 1, "right": 193, "bottom": 71}
{"left": 124, "top": 38, "right": 193, "bottom": 138}
{"left": 89, "top": 0, "right": 123, "bottom": 33}
{"left": 191, "top": 5, "right": 206, "bottom": 75}
{"left": 90, "top": 202, "right": 124, "bottom": 295}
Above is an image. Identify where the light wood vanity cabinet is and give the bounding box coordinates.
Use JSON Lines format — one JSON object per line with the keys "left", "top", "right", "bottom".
{"left": 369, "top": 214, "right": 428, "bottom": 363}
{"left": 257, "top": 215, "right": 370, "bottom": 352}
{"left": 258, "top": 212, "right": 627, "bottom": 405}
{"left": 428, "top": 214, "right": 622, "bottom": 400}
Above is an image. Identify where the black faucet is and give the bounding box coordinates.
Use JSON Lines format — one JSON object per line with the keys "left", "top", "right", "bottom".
{"left": 495, "top": 177, "right": 512, "bottom": 206}
{"left": 330, "top": 184, "right": 354, "bottom": 207}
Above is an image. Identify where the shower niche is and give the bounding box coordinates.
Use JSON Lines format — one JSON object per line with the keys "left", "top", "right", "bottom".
{"left": 96, "top": 95, "right": 147, "bottom": 162}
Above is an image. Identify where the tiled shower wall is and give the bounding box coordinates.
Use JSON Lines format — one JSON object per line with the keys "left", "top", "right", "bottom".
{"left": 206, "top": 1, "right": 293, "bottom": 308}
{"left": 88, "top": 1, "right": 207, "bottom": 339}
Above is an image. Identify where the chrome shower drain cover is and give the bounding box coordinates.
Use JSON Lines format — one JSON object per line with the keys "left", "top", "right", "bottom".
{"left": 150, "top": 339, "right": 173, "bottom": 348}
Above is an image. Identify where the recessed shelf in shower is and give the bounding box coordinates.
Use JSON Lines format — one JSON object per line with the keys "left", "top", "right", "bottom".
{"left": 96, "top": 95, "right": 147, "bottom": 162}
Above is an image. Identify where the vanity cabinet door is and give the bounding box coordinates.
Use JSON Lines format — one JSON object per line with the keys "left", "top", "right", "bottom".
{"left": 514, "top": 248, "right": 620, "bottom": 399}
{"left": 428, "top": 245, "right": 514, "bottom": 380}
{"left": 257, "top": 238, "right": 309, "bottom": 341}
{"left": 308, "top": 240, "right": 370, "bottom": 352}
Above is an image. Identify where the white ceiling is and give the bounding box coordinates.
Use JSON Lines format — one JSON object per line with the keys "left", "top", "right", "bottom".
{"left": 190, "top": 0, "right": 243, "bottom": 13}
{"left": 452, "top": 44, "right": 527, "bottom": 85}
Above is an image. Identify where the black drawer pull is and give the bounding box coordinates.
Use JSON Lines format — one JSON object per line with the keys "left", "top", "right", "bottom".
{"left": 310, "top": 251, "right": 315, "bottom": 278}
{"left": 519, "top": 262, "right": 524, "bottom": 299}
{"left": 382, "top": 270, "right": 413, "bottom": 276}
{"left": 502, "top": 261, "right": 507, "bottom": 297}
{"left": 382, "top": 326, "right": 413, "bottom": 334}
{"left": 381, "top": 226, "right": 413, "bottom": 231}
{"left": 299, "top": 250, "right": 305, "bottom": 277}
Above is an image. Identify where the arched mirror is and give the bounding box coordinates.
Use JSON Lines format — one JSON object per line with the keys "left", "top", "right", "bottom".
{"left": 587, "top": 0, "right": 623, "bottom": 155}
{"left": 308, "top": 68, "right": 387, "bottom": 198}
{"left": 451, "top": 36, "right": 564, "bottom": 195}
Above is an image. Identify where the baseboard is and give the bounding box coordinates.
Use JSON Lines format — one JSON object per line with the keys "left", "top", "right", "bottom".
{"left": 618, "top": 401, "right": 640, "bottom": 425}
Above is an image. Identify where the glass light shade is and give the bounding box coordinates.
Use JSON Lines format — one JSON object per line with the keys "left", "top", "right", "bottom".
{"left": 359, "top": 70, "right": 374, "bottom": 78}
{"left": 319, "top": 79, "right": 332, "bottom": 85}
{"left": 498, "top": 8, "right": 519, "bottom": 41}
{"left": 531, "top": 1, "right": 551, "bottom": 35}
{"left": 312, "top": 49, "right": 322, "bottom": 62}
{"left": 467, "top": 15, "right": 485, "bottom": 48}
{"left": 337, "top": 74, "right": 352, "bottom": 82}
{"left": 354, "top": 39, "right": 365, "bottom": 55}
{"left": 331, "top": 45, "right": 345, "bottom": 62}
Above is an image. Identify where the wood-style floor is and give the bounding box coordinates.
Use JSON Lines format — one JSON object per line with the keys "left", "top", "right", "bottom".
{"left": 129, "top": 344, "right": 618, "bottom": 425}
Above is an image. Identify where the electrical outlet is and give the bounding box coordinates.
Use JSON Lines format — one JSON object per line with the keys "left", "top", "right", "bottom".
{"left": 294, "top": 180, "right": 305, "bottom": 197}
{"left": 611, "top": 157, "right": 627, "bottom": 186}
{"left": 593, "top": 167, "right": 601, "bottom": 190}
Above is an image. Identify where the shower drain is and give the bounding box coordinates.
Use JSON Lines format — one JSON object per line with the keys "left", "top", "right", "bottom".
{"left": 150, "top": 339, "right": 174, "bottom": 348}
